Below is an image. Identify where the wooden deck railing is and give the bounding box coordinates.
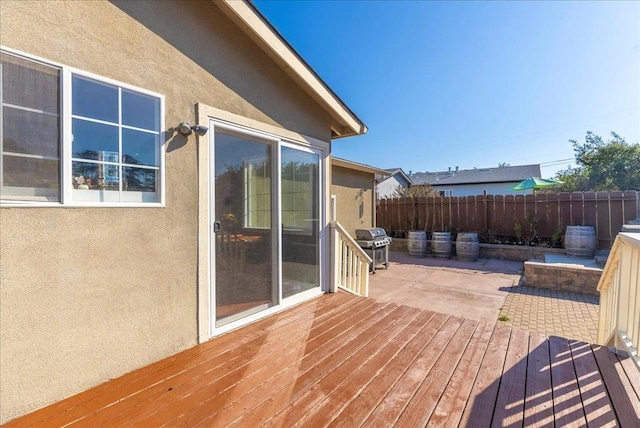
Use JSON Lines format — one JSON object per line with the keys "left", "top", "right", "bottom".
{"left": 597, "top": 231, "right": 640, "bottom": 370}
{"left": 330, "top": 221, "right": 371, "bottom": 297}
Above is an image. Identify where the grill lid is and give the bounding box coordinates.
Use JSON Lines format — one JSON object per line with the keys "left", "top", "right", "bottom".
{"left": 355, "top": 228, "right": 388, "bottom": 241}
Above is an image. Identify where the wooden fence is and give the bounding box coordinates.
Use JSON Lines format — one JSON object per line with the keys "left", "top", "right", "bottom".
{"left": 377, "top": 191, "right": 640, "bottom": 248}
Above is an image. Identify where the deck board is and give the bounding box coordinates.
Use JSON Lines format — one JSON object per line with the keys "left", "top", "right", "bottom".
{"left": 395, "top": 318, "right": 479, "bottom": 427}
{"left": 619, "top": 354, "right": 640, "bottom": 403}
{"left": 549, "top": 336, "right": 588, "bottom": 427}
{"left": 3, "top": 292, "right": 639, "bottom": 428}
{"left": 458, "top": 325, "right": 512, "bottom": 427}
{"left": 226, "top": 303, "right": 407, "bottom": 427}
{"left": 327, "top": 312, "right": 448, "bottom": 428}
{"left": 152, "top": 302, "right": 401, "bottom": 427}
{"left": 292, "top": 310, "right": 434, "bottom": 427}
{"left": 296, "top": 312, "right": 433, "bottom": 426}
{"left": 492, "top": 327, "right": 530, "bottom": 427}
{"left": 426, "top": 322, "right": 496, "bottom": 427}
{"left": 265, "top": 305, "right": 419, "bottom": 427}
{"left": 523, "top": 331, "right": 554, "bottom": 427}
{"left": 568, "top": 340, "right": 617, "bottom": 427}
{"left": 76, "top": 293, "right": 374, "bottom": 427}
{"left": 593, "top": 345, "right": 640, "bottom": 426}
{"left": 362, "top": 316, "right": 464, "bottom": 426}
{"left": 18, "top": 291, "right": 350, "bottom": 427}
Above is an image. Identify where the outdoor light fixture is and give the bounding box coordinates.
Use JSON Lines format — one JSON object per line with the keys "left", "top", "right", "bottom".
{"left": 191, "top": 124, "right": 209, "bottom": 136}
{"left": 178, "top": 122, "right": 209, "bottom": 137}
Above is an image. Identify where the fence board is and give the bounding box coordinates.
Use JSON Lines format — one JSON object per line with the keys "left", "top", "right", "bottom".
{"left": 558, "top": 193, "right": 572, "bottom": 232}
{"left": 545, "top": 193, "right": 560, "bottom": 237}
{"left": 450, "top": 196, "right": 458, "bottom": 232}
{"left": 578, "top": 192, "right": 598, "bottom": 229}
{"left": 623, "top": 191, "right": 639, "bottom": 223}
{"left": 377, "top": 191, "right": 639, "bottom": 249}
{"left": 596, "top": 192, "right": 612, "bottom": 246}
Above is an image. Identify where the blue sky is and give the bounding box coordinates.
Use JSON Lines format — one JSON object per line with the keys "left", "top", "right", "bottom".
{"left": 253, "top": 0, "right": 640, "bottom": 178}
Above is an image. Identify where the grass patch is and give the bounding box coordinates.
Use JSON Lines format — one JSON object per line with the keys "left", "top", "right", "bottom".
{"left": 498, "top": 315, "right": 510, "bottom": 322}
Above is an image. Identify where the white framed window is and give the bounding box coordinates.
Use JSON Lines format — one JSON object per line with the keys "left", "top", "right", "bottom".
{"left": 0, "top": 52, "right": 61, "bottom": 202}
{"left": 0, "top": 48, "right": 164, "bottom": 206}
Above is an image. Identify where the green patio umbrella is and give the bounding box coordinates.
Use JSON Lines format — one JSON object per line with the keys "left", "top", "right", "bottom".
{"left": 513, "top": 177, "right": 564, "bottom": 191}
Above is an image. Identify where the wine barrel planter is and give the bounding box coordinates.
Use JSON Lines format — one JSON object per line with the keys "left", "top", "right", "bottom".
{"left": 432, "top": 232, "right": 452, "bottom": 259}
{"left": 565, "top": 226, "right": 596, "bottom": 258}
{"left": 456, "top": 233, "right": 480, "bottom": 261}
{"left": 408, "top": 231, "right": 427, "bottom": 257}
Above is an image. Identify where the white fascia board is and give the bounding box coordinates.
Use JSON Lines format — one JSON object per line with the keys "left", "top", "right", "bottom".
{"left": 331, "top": 157, "right": 389, "bottom": 176}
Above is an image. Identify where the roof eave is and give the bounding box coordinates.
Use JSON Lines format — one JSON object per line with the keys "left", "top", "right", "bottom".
{"left": 332, "top": 157, "right": 389, "bottom": 176}
{"left": 215, "top": 0, "right": 367, "bottom": 138}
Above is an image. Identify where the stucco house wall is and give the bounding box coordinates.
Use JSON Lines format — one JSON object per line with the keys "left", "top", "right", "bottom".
{"left": 331, "top": 165, "right": 375, "bottom": 237}
{"left": 0, "top": 0, "right": 338, "bottom": 422}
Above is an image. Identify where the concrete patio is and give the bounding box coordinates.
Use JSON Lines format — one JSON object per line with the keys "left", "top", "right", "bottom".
{"left": 370, "top": 251, "right": 600, "bottom": 343}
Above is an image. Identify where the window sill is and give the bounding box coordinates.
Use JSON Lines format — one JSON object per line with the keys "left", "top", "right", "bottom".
{"left": 0, "top": 201, "right": 165, "bottom": 208}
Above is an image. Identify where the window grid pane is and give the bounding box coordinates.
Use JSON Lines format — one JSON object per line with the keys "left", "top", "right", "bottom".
{"left": 0, "top": 50, "right": 162, "bottom": 204}
{"left": 1, "top": 52, "right": 61, "bottom": 202}
{"left": 70, "top": 73, "right": 161, "bottom": 202}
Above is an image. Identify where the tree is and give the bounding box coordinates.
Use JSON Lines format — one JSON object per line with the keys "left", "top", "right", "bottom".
{"left": 555, "top": 131, "right": 640, "bottom": 191}
{"left": 391, "top": 183, "right": 439, "bottom": 198}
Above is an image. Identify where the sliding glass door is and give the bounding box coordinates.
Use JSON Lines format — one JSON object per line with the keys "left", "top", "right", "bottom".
{"left": 281, "top": 145, "right": 320, "bottom": 299}
{"left": 211, "top": 126, "right": 322, "bottom": 329}
{"left": 213, "top": 130, "right": 276, "bottom": 326}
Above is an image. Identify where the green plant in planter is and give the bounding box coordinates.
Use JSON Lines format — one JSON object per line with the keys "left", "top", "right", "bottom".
{"left": 526, "top": 215, "right": 541, "bottom": 245}
{"left": 551, "top": 229, "right": 564, "bottom": 248}
{"left": 514, "top": 222, "right": 522, "bottom": 244}
{"left": 479, "top": 228, "right": 499, "bottom": 244}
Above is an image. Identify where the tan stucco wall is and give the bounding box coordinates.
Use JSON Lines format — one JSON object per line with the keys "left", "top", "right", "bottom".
{"left": 331, "top": 166, "right": 375, "bottom": 237}
{"left": 0, "top": 0, "right": 332, "bottom": 422}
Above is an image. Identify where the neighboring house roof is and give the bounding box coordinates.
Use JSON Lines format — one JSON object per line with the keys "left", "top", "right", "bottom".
{"left": 217, "top": 1, "right": 367, "bottom": 139}
{"left": 380, "top": 168, "right": 413, "bottom": 185}
{"left": 411, "top": 164, "right": 541, "bottom": 186}
{"left": 332, "top": 157, "right": 390, "bottom": 176}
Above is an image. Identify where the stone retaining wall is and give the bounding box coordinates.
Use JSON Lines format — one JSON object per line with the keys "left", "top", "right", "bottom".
{"left": 479, "top": 244, "right": 565, "bottom": 263}
{"left": 388, "top": 238, "right": 565, "bottom": 263}
{"left": 524, "top": 261, "right": 602, "bottom": 296}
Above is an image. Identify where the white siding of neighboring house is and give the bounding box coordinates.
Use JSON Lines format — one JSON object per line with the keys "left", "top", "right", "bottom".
{"left": 378, "top": 175, "right": 406, "bottom": 199}
{"left": 431, "top": 182, "right": 534, "bottom": 197}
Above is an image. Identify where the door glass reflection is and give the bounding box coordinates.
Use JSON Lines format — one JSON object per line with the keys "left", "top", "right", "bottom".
{"left": 281, "top": 147, "right": 320, "bottom": 298}
{"left": 215, "top": 131, "right": 274, "bottom": 326}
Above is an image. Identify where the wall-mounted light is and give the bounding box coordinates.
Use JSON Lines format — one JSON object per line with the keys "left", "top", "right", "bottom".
{"left": 191, "top": 125, "right": 208, "bottom": 136}
{"left": 178, "top": 122, "right": 209, "bottom": 137}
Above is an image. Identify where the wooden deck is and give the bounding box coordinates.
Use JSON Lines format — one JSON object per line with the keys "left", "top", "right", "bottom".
{"left": 5, "top": 292, "right": 640, "bottom": 427}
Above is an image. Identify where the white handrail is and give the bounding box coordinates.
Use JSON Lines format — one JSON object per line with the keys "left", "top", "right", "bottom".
{"left": 597, "top": 232, "right": 640, "bottom": 370}
{"left": 330, "top": 221, "right": 371, "bottom": 297}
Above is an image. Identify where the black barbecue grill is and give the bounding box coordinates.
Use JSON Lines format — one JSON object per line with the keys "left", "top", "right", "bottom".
{"left": 355, "top": 228, "right": 391, "bottom": 273}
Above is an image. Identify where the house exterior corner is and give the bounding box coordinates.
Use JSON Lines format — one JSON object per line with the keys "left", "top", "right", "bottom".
{"left": 0, "top": 0, "right": 365, "bottom": 422}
